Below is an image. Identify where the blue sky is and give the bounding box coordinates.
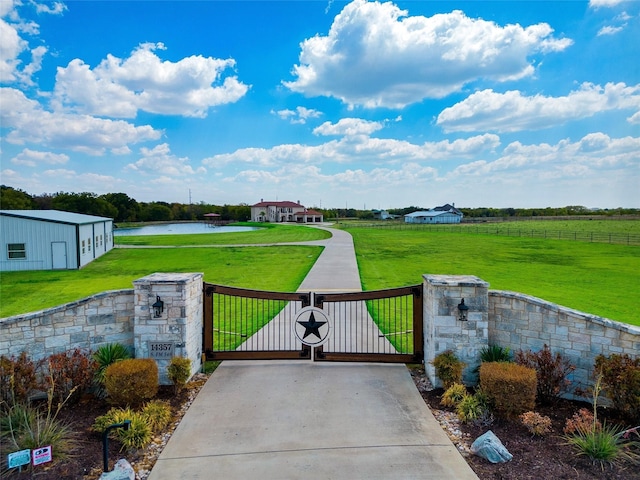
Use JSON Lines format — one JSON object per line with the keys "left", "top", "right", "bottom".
{"left": 1, "top": 0, "right": 638, "bottom": 209}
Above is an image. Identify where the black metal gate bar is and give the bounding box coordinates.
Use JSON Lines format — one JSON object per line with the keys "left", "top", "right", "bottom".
{"left": 203, "top": 283, "right": 311, "bottom": 360}
{"left": 313, "top": 285, "right": 423, "bottom": 363}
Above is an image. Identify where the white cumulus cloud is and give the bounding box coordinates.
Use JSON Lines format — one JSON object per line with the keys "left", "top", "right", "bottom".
{"left": 436, "top": 82, "right": 640, "bottom": 132}
{"left": 314, "top": 118, "right": 384, "bottom": 137}
{"left": 1, "top": 87, "right": 162, "bottom": 155}
{"left": 0, "top": 1, "right": 60, "bottom": 84}
{"left": 126, "top": 143, "right": 205, "bottom": 176}
{"left": 53, "top": 42, "right": 250, "bottom": 118}
{"left": 273, "top": 106, "right": 322, "bottom": 124}
{"left": 598, "top": 25, "right": 624, "bottom": 36}
{"left": 203, "top": 124, "right": 500, "bottom": 168}
{"left": 11, "top": 148, "right": 69, "bottom": 167}
{"left": 284, "top": 0, "right": 572, "bottom": 108}
{"left": 589, "top": 0, "right": 625, "bottom": 8}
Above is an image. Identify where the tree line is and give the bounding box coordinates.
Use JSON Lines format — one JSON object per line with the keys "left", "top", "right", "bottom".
{"left": 0, "top": 186, "right": 251, "bottom": 223}
{"left": 1, "top": 185, "right": 637, "bottom": 223}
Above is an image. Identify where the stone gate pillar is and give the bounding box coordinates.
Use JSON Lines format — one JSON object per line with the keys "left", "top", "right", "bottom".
{"left": 423, "top": 275, "right": 489, "bottom": 387}
{"left": 133, "top": 273, "right": 203, "bottom": 384}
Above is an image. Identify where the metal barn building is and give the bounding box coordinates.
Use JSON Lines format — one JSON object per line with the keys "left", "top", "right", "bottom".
{"left": 0, "top": 210, "right": 114, "bottom": 271}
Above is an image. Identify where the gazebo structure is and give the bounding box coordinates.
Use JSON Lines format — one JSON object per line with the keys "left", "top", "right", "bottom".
{"left": 203, "top": 213, "right": 222, "bottom": 226}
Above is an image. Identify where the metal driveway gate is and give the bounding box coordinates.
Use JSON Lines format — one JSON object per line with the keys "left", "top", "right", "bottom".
{"left": 203, "top": 283, "right": 422, "bottom": 363}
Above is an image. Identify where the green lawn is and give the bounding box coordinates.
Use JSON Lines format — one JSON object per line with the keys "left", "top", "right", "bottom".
{"left": 114, "top": 222, "right": 331, "bottom": 246}
{"left": 2, "top": 221, "right": 639, "bottom": 327}
{"left": 343, "top": 226, "right": 640, "bottom": 325}
{"left": 0, "top": 246, "right": 322, "bottom": 318}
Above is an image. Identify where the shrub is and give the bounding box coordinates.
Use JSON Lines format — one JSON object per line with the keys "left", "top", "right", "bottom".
{"left": 0, "top": 352, "right": 40, "bottom": 409}
{"left": 564, "top": 408, "right": 601, "bottom": 436}
{"left": 520, "top": 411, "right": 552, "bottom": 437}
{"left": 432, "top": 350, "right": 465, "bottom": 389}
{"left": 594, "top": 353, "right": 640, "bottom": 422}
{"left": 515, "top": 344, "right": 575, "bottom": 404}
{"left": 480, "top": 362, "right": 537, "bottom": 419}
{"left": 93, "top": 343, "right": 132, "bottom": 387}
{"left": 167, "top": 357, "right": 192, "bottom": 394}
{"left": 104, "top": 358, "right": 158, "bottom": 407}
{"left": 480, "top": 345, "right": 512, "bottom": 363}
{"left": 142, "top": 400, "right": 172, "bottom": 432}
{"left": 455, "top": 394, "right": 484, "bottom": 424}
{"left": 441, "top": 383, "right": 467, "bottom": 408}
{"left": 44, "top": 348, "right": 97, "bottom": 405}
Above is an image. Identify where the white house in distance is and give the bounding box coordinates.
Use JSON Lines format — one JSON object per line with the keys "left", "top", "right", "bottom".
{"left": 404, "top": 204, "right": 463, "bottom": 224}
{"left": 0, "top": 210, "right": 114, "bottom": 272}
{"left": 251, "top": 200, "right": 324, "bottom": 223}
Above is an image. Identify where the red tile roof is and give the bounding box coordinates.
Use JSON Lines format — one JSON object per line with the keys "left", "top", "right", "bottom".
{"left": 252, "top": 200, "right": 304, "bottom": 208}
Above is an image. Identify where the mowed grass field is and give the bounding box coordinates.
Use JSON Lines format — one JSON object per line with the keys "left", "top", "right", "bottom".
{"left": 0, "top": 223, "right": 328, "bottom": 318}
{"left": 1, "top": 221, "right": 639, "bottom": 326}
{"left": 342, "top": 223, "right": 640, "bottom": 326}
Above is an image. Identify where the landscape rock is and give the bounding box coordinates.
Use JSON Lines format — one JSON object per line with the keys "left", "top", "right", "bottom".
{"left": 99, "top": 459, "right": 135, "bottom": 480}
{"left": 470, "top": 430, "right": 513, "bottom": 463}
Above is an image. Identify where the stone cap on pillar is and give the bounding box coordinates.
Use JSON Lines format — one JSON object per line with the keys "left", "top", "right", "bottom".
{"left": 423, "top": 274, "right": 489, "bottom": 288}
{"left": 133, "top": 272, "right": 203, "bottom": 286}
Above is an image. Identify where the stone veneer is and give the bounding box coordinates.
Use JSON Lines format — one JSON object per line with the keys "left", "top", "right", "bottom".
{"left": 423, "top": 275, "right": 490, "bottom": 387}
{"left": 488, "top": 290, "right": 640, "bottom": 398}
{"left": 133, "top": 273, "right": 203, "bottom": 384}
{"left": 0, "top": 290, "right": 135, "bottom": 359}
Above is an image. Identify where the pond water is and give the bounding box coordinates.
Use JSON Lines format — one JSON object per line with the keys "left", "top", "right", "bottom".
{"left": 114, "top": 223, "right": 259, "bottom": 236}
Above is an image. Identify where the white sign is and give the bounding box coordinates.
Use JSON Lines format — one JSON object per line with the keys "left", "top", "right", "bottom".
{"left": 32, "top": 445, "right": 52, "bottom": 466}
{"left": 7, "top": 449, "right": 31, "bottom": 469}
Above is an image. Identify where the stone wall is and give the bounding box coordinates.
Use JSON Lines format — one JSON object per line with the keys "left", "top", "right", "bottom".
{"left": 0, "top": 290, "right": 135, "bottom": 359}
{"left": 488, "top": 290, "right": 640, "bottom": 396}
{"left": 0, "top": 273, "right": 204, "bottom": 385}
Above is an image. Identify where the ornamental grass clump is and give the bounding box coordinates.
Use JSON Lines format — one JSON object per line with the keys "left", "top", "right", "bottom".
{"left": 93, "top": 343, "right": 132, "bottom": 387}
{"left": 564, "top": 374, "right": 640, "bottom": 468}
{"left": 441, "top": 383, "right": 467, "bottom": 408}
{"left": 142, "top": 400, "right": 172, "bottom": 432}
{"left": 93, "top": 400, "right": 172, "bottom": 451}
{"left": 1, "top": 376, "right": 79, "bottom": 466}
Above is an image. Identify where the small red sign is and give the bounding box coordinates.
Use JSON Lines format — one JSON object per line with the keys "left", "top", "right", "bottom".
{"left": 32, "top": 446, "right": 52, "bottom": 466}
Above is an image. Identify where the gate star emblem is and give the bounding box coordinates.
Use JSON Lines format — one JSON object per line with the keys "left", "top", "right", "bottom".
{"left": 297, "top": 311, "right": 327, "bottom": 340}
{"left": 293, "top": 307, "right": 331, "bottom": 346}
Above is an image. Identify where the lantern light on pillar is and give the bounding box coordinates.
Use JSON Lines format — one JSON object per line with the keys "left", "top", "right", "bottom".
{"left": 457, "top": 298, "right": 469, "bottom": 321}
{"left": 152, "top": 296, "right": 164, "bottom": 318}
